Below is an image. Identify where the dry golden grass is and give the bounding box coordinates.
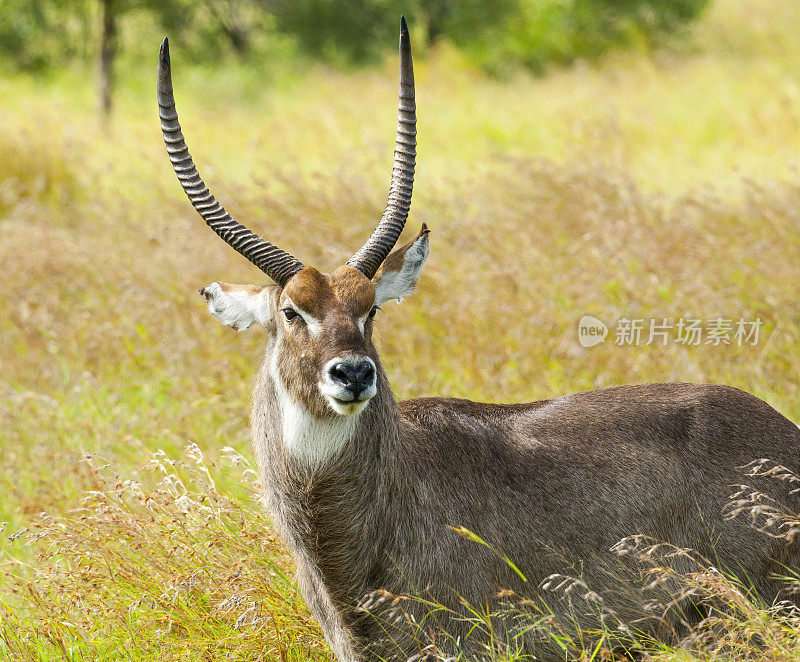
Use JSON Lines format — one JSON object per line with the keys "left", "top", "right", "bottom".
{"left": 2, "top": 0, "right": 800, "bottom": 659}
{"left": 2, "top": 446, "right": 327, "bottom": 660}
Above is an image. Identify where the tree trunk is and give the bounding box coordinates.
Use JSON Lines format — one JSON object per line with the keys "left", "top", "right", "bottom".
{"left": 98, "top": 0, "right": 117, "bottom": 118}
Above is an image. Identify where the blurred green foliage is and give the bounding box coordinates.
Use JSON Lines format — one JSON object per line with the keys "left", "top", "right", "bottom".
{"left": 444, "top": 0, "right": 711, "bottom": 75}
{"left": 0, "top": 0, "right": 278, "bottom": 71}
{"left": 0, "top": 0, "right": 710, "bottom": 74}
{"left": 0, "top": 0, "right": 95, "bottom": 71}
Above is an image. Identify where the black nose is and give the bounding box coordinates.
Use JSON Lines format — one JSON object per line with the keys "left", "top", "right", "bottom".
{"left": 329, "top": 360, "right": 375, "bottom": 396}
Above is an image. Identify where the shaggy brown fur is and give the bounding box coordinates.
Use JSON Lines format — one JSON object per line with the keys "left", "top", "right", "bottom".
{"left": 234, "top": 241, "right": 800, "bottom": 661}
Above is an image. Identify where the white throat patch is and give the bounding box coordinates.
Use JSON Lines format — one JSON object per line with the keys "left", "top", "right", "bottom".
{"left": 269, "top": 348, "right": 357, "bottom": 468}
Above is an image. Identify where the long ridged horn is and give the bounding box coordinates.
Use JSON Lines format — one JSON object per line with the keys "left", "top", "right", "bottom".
{"left": 346, "top": 15, "right": 416, "bottom": 279}
{"left": 157, "top": 37, "right": 304, "bottom": 287}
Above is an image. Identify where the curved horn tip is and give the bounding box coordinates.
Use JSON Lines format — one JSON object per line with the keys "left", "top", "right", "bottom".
{"left": 400, "top": 15, "right": 410, "bottom": 47}
{"left": 155, "top": 33, "right": 305, "bottom": 286}
{"left": 157, "top": 37, "right": 172, "bottom": 93}
{"left": 420, "top": 223, "right": 430, "bottom": 235}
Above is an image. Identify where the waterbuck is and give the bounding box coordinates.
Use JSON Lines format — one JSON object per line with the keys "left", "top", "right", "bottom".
{"left": 157, "top": 18, "right": 800, "bottom": 661}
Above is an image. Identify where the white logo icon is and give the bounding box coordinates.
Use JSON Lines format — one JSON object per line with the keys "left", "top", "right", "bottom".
{"left": 578, "top": 316, "right": 608, "bottom": 348}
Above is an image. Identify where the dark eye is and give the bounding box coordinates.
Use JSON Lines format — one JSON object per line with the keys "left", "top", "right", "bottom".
{"left": 368, "top": 306, "right": 380, "bottom": 320}
{"left": 282, "top": 308, "right": 300, "bottom": 322}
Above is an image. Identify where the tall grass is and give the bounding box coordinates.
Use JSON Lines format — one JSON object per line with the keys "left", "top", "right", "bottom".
{"left": 2, "top": 0, "right": 800, "bottom": 659}
{"left": 1, "top": 445, "right": 326, "bottom": 660}
{"left": 5, "top": 449, "right": 800, "bottom": 660}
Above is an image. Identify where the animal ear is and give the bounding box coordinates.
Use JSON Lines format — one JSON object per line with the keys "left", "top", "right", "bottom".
{"left": 373, "top": 225, "right": 430, "bottom": 306}
{"left": 199, "top": 282, "right": 273, "bottom": 331}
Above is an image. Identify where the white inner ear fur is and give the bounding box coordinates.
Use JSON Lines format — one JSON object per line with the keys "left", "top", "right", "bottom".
{"left": 201, "top": 282, "right": 271, "bottom": 331}
{"left": 373, "top": 233, "right": 430, "bottom": 307}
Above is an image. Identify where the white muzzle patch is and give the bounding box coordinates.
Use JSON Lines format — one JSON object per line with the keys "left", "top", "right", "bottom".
{"left": 319, "top": 356, "right": 377, "bottom": 416}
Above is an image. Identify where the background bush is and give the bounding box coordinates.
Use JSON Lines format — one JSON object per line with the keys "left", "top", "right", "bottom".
{"left": 0, "top": 0, "right": 710, "bottom": 73}
{"left": 444, "top": 0, "right": 710, "bottom": 75}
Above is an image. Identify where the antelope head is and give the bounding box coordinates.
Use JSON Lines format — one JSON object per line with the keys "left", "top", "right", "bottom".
{"left": 157, "top": 17, "right": 429, "bottom": 420}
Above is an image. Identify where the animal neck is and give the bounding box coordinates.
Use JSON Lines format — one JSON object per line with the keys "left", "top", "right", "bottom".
{"left": 252, "top": 349, "right": 405, "bottom": 618}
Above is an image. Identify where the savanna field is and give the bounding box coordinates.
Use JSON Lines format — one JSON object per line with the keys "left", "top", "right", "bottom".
{"left": 2, "top": 0, "right": 800, "bottom": 659}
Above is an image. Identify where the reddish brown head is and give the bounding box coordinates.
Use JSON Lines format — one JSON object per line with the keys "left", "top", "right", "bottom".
{"left": 158, "top": 17, "right": 426, "bottom": 419}
{"left": 158, "top": 15, "right": 427, "bottom": 424}
{"left": 200, "top": 228, "right": 430, "bottom": 418}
